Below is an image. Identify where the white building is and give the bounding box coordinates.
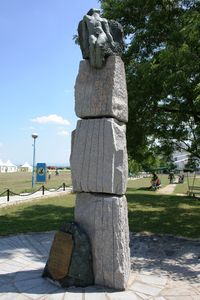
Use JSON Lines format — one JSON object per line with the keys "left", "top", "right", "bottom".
{"left": 0, "top": 160, "right": 18, "bottom": 173}
{"left": 0, "top": 159, "right": 6, "bottom": 173}
{"left": 19, "top": 162, "right": 33, "bottom": 172}
{"left": 172, "top": 151, "right": 189, "bottom": 170}
{"left": 172, "top": 151, "right": 200, "bottom": 171}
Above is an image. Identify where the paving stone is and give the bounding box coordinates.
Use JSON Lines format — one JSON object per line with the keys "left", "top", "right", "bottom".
{"left": 3, "top": 236, "right": 23, "bottom": 250}
{"left": 0, "top": 293, "right": 21, "bottom": 300}
{"left": 135, "top": 292, "right": 151, "bottom": 299}
{"left": 84, "top": 286, "right": 107, "bottom": 300}
{"left": 0, "top": 231, "right": 200, "bottom": 300}
{"left": 129, "top": 282, "right": 162, "bottom": 296}
{"left": 17, "top": 234, "right": 45, "bottom": 258}
{"left": 15, "top": 269, "right": 43, "bottom": 282}
{"left": 137, "top": 274, "right": 167, "bottom": 286}
{"left": 192, "top": 284, "right": 200, "bottom": 293}
{"left": 1, "top": 259, "right": 25, "bottom": 268}
{"left": 0, "top": 264, "right": 23, "bottom": 273}
{"left": 20, "top": 293, "right": 49, "bottom": 300}
{"left": 75, "top": 55, "right": 128, "bottom": 123}
{"left": 25, "top": 234, "right": 48, "bottom": 256}
{"left": 40, "top": 292, "right": 67, "bottom": 300}
{"left": 14, "top": 295, "right": 31, "bottom": 300}
{"left": 0, "top": 274, "right": 14, "bottom": 286}
{"left": 15, "top": 277, "right": 58, "bottom": 293}
{"left": 0, "top": 283, "right": 17, "bottom": 293}
{"left": 164, "top": 297, "right": 194, "bottom": 300}
{"left": 10, "top": 255, "right": 33, "bottom": 265}
{"left": 63, "top": 288, "right": 83, "bottom": 300}
{"left": 106, "top": 290, "right": 139, "bottom": 300}
{"left": 162, "top": 287, "right": 198, "bottom": 296}
{"left": 75, "top": 192, "right": 130, "bottom": 290}
{"left": 70, "top": 118, "right": 128, "bottom": 195}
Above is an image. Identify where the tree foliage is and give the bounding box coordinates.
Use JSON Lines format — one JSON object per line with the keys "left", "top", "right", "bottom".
{"left": 100, "top": 0, "right": 200, "bottom": 162}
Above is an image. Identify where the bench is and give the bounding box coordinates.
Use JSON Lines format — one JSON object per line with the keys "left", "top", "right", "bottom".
{"left": 188, "top": 186, "right": 200, "bottom": 197}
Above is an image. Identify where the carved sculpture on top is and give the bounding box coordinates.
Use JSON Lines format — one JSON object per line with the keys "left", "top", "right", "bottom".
{"left": 78, "top": 8, "right": 124, "bottom": 68}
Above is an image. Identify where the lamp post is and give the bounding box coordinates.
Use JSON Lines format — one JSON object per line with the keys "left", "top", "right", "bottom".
{"left": 31, "top": 133, "right": 38, "bottom": 188}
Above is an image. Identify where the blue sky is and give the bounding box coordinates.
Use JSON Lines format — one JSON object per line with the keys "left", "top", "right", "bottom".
{"left": 0, "top": 0, "right": 100, "bottom": 165}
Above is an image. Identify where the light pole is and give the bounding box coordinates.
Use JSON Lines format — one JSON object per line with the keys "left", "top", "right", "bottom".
{"left": 31, "top": 133, "right": 38, "bottom": 188}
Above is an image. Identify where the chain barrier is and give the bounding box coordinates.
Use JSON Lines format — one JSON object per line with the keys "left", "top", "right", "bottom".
{"left": 0, "top": 190, "right": 7, "bottom": 197}
{"left": 0, "top": 183, "right": 69, "bottom": 202}
{"left": 43, "top": 183, "right": 66, "bottom": 193}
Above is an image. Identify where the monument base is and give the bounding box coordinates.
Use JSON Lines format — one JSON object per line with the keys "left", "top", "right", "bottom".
{"left": 42, "top": 222, "right": 94, "bottom": 288}
{"left": 75, "top": 192, "right": 130, "bottom": 290}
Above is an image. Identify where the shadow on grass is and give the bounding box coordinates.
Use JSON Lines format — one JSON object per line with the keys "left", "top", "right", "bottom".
{"left": 127, "top": 191, "right": 200, "bottom": 238}
{"left": 0, "top": 204, "right": 74, "bottom": 236}
{"left": 1, "top": 190, "right": 199, "bottom": 238}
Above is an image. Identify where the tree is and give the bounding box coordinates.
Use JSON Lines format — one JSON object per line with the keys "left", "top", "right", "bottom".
{"left": 100, "top": 0, "right": 200, "bottom": 162}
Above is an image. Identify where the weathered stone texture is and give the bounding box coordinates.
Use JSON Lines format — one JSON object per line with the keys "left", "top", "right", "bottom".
{"left": 70, "top": 118, "right": 128, "bottom": 195}
{"left": 75, "top": 193, "right": 130, "bottom": 290}
{"left": 75, "top": 55, "right": 128, "bottom": 123}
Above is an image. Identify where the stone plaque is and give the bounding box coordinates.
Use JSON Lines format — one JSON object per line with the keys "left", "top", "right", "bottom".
{"left": 48, "top": 231, "right": 73, "bottom": 280}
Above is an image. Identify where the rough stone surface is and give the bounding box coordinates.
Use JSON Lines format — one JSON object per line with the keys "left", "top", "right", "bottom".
{"left": 75, "top": 55, "right": 128, "bottom": 123}
{"left": 74, "top": 193, "right": 130, "bottom": 290}
{"left": 70, "top": 118, "right": 128, "bottom": 195}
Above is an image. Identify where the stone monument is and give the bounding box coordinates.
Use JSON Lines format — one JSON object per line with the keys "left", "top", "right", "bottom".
{"left": 70, "top": 9, "right": 130, "bottom": 290}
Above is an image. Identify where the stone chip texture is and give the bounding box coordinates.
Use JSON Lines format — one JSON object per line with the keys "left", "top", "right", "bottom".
{"left": 75, "top": 192, "right": 130, "bottom": 290}
{"left": 75, "top": 55, "right": 128, "bottom": 123}
{"left": 70, "top": 118, "right": 128, "bottom": 195}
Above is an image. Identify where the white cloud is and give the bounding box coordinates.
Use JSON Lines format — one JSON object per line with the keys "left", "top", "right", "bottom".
{"left": 31, "top": 114, "right": 70, "bottom": 125}
{"left": 0, "top": 142, "right": 3, "bottom": 147}
{"left": 57, "top": 130, "right": 68, "bottom": 136}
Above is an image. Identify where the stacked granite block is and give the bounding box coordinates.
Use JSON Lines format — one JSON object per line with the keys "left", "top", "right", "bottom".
{"left": 70, "top": 55, "right": 130, "bottom": 290}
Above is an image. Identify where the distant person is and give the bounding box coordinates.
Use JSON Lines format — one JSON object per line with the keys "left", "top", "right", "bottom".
{"left": 151, "top": 173, "right": 158, "bottom": 185}
{"left": 150, "top": 173, "right": 161, "bottom": 190}
{"left": 168, "top": 172, "right": 175, "bottom": 184}
{"left": 178, "top": 174, "right": 184, "bottom": 183}
{"left": 48, "top": 171, "right": 51, "bottom": 180}
{"left": 55, "top": 169, "right": 59, "bottom": 176}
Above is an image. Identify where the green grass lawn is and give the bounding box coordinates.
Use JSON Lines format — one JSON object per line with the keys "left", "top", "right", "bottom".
{"left": 127, "top": 187, "right": 200, "bottom": 238}
{"left": 0, "top": 183, "right": 199, "bottom": 238}
{"left": 0, "top": 194, "right": 75, "bottom": 236}
{"left": 173, "top": 175, "right": 200, "bottom": 194}
{"left": 0, "top": 170, "right": 72, "bottom": 195}
{"left": 127, "top": 174, "right": 170, "bottom": 193}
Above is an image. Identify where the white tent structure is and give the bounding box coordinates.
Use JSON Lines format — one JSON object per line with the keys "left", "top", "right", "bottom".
{"left": 5, "top": 160, "right": 18, "bottom": 172}
{"left": 0, "top": 160, "right": 18, "bottom": 173}
{"left": 19, "top": 162, "right": 33, "bottom": 172}
{"left": 0, "top": 159, "right": 6, "bottom": 173}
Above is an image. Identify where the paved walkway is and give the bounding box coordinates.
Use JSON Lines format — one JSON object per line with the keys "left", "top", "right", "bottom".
{"left": 157, "top": 184, "right": 177, "bottom": 195}
{"left": 0, "top": 231, "right": 199, "bottom": 299}
{"left": 0, "top": 187, "right": 72, "bottom": 207}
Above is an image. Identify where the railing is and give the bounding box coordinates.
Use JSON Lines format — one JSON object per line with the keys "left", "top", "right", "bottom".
{"left": 0, "top": 183, "right": 69, "bottom": 202}
{"left": 188, "top": 186, "right": 200, "bottom": 198}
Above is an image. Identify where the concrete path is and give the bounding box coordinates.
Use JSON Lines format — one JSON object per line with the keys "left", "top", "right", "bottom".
{"left": 0, "top": 231, "right": 199, "bottom": 299}
{"left": 157, "top": 184, "right": 177, "bottom": 195}
{"left": 0, "top": 187, "right": 72, "bottom": 207}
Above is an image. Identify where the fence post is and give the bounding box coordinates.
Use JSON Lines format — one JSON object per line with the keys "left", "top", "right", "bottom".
{"left": 7, "top": 189, "right": 10, "bottom": 202}
{"left": 63, "top": 183, "right": 66, "bottom": 191}
{"left": 42, "top": 185, "right": 45, "bottom": 195}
